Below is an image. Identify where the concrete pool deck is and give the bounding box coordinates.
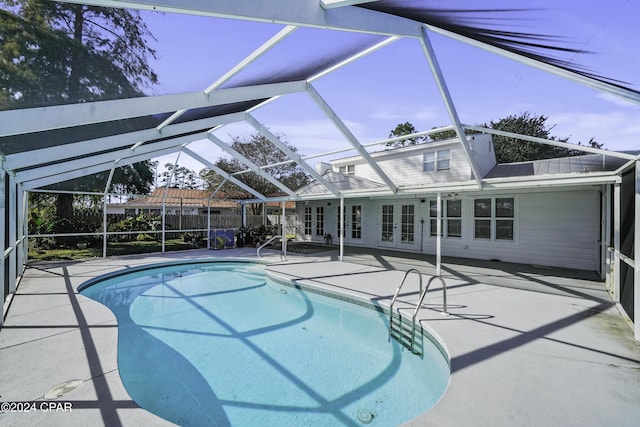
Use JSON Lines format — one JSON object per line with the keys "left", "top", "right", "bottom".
{"left": 1, "top": 247, "right": 639, "bottom": 426}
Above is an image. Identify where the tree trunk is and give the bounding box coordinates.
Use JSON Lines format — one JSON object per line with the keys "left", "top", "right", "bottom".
{"left": 68, "top": 5, "right": 85, "bottom": 100}
{"left": 55, "top": 193, "right": 74, "bottom": 220}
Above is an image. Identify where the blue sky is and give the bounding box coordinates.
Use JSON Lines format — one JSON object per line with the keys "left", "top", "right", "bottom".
{"left": 140, "top": 1, "right": 639, "bottom": 174}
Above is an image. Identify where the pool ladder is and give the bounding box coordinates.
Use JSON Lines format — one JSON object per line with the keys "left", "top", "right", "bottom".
{"left": 256, "top": 235, "right": 287, "bottom": 260}
{"left": 388, "top": 269, "right": 448, "bottom": 355}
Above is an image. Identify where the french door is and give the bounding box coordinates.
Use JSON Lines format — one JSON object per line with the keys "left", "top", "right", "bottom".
{"left": 379, "top": 203, "right": 418, "bottom": 250}
{"left": 337, "top": 204, "right": 364, "bottom": 244}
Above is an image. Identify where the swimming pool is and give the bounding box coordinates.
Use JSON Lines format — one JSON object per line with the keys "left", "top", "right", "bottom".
{"left": 80, "top": 259, "right": 450, "bottom": 426}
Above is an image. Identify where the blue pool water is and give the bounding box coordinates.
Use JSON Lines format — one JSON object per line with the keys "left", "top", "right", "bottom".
{"left": 80, "top": 260, "right": 450, "bottom": 426}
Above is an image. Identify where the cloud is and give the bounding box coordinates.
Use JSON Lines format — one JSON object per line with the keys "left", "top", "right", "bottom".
{"left": 552, "top": 110, "right": 640, "bottom": 151}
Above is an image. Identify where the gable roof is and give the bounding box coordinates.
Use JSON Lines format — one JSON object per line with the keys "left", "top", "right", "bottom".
{"left": 297, "top": 170, "right": 386, "bottom": 196}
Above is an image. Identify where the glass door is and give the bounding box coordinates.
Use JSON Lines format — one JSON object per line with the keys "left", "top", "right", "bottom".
{"left": 379, "top": 204, "right": 395, "bottom": 247}
{"left": 379, "top": 202, "right": 418, "bottom": 249}
{"left": 398, "top": 203, "right": 417, "bottom": 250}
{"left": 348, "top": 204, "right": 363, "bottom": 244}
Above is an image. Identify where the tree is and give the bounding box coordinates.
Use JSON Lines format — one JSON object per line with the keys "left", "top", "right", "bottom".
{"left": 160, "top": 163, "right": 201, "bottom": 189}
{"left": 0, "top": 0, "right": 157, "bottom": 109}
{"left": 429, "top": 127, "right": 458, "bottom": 141}
{"left": 2, "top": 1, "right": 158, "bottom": 236}
{"left": 200, "top": 133, "right": 309, "bottom": 214}
{"left": 485, "top": 112, "right": 602, "bottom": 163}
{"left": 386, "top": 122, "right": 427, "bottom": 148}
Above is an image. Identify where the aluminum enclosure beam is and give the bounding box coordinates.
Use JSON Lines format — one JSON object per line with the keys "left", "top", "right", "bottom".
{"left": 306, "top": 84, "right": 398, "bottom": 193}
{"left": 56, "top": 0, "right": 423, "bottom": 38}
{"left": 14, "top": 130, "right": 211, "bottom": 184}
{"left": 206, "top": 134, "right": 298, "bottom": 198}
{"left": 204, "top": 26, "right": 298, "bottom": 95}
{"left": 4, "top": 112, "right": 245, "bottom": 171}
{"left": 51, "top": 0, "right": 640, "bottom": 105}
{"left": 245, "top": 113, "right": 341, "bottom": 197}
{"left": 181, "top": 147, "right": 267, "bottom": 201}
{"left": 0, "top": 81, "right": 306, "bottom": 137}
{"left": 419, "top": 25, "right": 483, "bottom": 189}
{"left": 424, "top": 24, "right": 640, "bottom": 105}
{"left": 157, "top": 25, "right": 299, "bottom": 131}
{"left": 20, "top": 144, "right": 184, "bottom": 190}
{"left": 463, "top": 125, "right": 638, "bottom": 161}
{"left": 321, "top": 1, "right": 380, "bottom": 10}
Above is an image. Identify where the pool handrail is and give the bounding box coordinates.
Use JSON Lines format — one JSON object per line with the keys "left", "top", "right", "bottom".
{"left": 389, "top": 269, "right": 449, "bottom": 354}
{"left": 256, "top": 235, "right": 287, "bottom": 260}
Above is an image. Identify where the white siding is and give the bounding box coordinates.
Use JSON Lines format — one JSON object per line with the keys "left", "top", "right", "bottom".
{"left": 298, "top": 190, "right": 599, "bottom": 271}
{"left": 419, "top": 190, "right": 599, "bottom": 271}
{"left": 344, "top": 145, "right": 472, "bottom": 187}
{"left": 468, "top": 134, "right": 497, "bottom": 178}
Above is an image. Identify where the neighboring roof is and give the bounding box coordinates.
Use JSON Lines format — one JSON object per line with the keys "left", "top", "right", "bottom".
{"left": 485, "top": 154, "right": 629, "bottom": 179}
{"left": 111, "top": 187, "right": 296, "bottom": 209}
{"left": 297, "top": 170, "right": 386, "bottom": 196}
{"left": 264, "top": 201, "right": 296, "bottom": 209}
{"left": 149, "top": 188, "right": 212, "bottom": 199}
{"left": 115, "top": 188, "right": 238, "bottom": 209}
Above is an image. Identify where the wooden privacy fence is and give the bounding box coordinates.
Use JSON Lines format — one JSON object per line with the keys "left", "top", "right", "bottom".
{"left": 72, "top": 213, "right": 298, "bottom": 233}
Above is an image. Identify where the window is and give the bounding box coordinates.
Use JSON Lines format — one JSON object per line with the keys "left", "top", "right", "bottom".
{"left": 423, "top": 149, "right": 451, "bottom": 172}
{"left": 401, "top": 205, "right": 415, "bottom": 243}
{"left": 474, "top": 198, "right": 491, "bottom": 239}
{"left": 337, "top": 206, "right": 346, "bottom": 237}
{"left": 495, "top": 198, "right": 514, "bottom": 240}
{"left": 351, "top": 205, "right": 362, "bottom": 239}
{"left": 381, "top": 204, "right": 394, "bottom": 242}
{"left": 473, "top": 197, "right": 514, "bottom": 241}
{"left": 338, "top": 164, "right": 355, "bottom": 175}
{"left": 316, "top": 206, "right": 324, "bottom": 236}
{"left": 430, "top": 199, "right": 462, "bottom": 238}
{"left": 423, "top": 152, "right": 435, "bottom": 172}
{"left": 437, "top": 149, "right": 451, "bottom": 170}
{"left": 304, "top": 207, "right": 312, "bottom": 235}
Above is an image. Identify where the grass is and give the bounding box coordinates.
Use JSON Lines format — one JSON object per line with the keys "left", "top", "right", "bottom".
{"left": 28, "top": 239, "right": 203, "bottom": 262}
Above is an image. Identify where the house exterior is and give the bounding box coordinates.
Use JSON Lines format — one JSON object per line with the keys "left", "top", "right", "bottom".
{"left": 295, "top": 135, "right": 631, "bottom": 274}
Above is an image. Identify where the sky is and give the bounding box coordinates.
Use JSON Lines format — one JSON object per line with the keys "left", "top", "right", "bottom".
{"left": 136, "top": 0, "right": 640, "bottom": 177}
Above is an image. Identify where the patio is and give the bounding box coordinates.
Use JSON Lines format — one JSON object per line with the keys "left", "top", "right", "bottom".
{"left": 1, "top": 247, "right": 638, "bottom": 426}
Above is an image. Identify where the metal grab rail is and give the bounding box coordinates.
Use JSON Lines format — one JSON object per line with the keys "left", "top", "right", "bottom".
{"left": 410, "top": 275, "right": 448, "bottom": 353}
{"left": 388, "top": 269, "right": 422, "bottom": 340}
{"left": 389, "top": 268, "right": 422, "bottom": 324}
{"left": 256, "top": 235, "right": 287, "bottom": 260}
{"left": 389, "top": 269, "right": 449, "bottom": 354}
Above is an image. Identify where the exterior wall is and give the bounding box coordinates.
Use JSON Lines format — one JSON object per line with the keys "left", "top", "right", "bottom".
{"left": 329, "top": 135, "right": 496, "bottom": 188}
{"left": 332, "top": 140, "right": 474, "bottom": 187}
{"left": 468, "top": 134, "right": 497, "bottom": 178}
{"left": 298, "top": 189, "right": 601, "bottom": 271}
{"left": 421, "top": 189, "right": 600, "bottom": 270}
